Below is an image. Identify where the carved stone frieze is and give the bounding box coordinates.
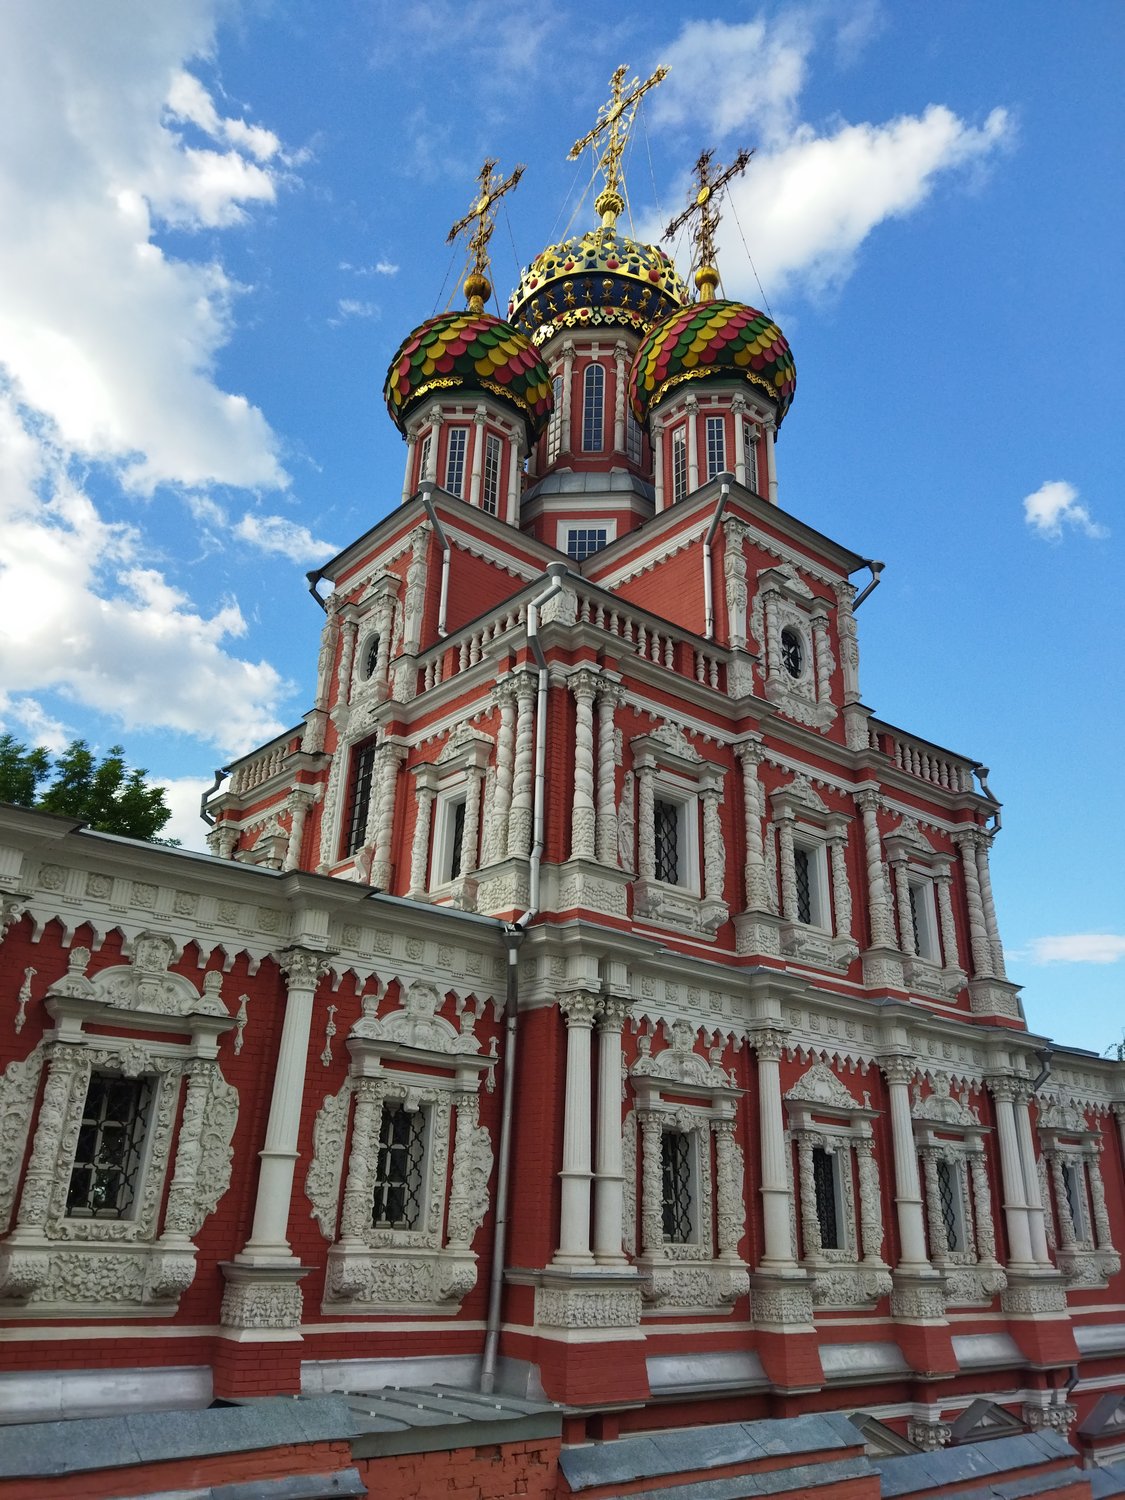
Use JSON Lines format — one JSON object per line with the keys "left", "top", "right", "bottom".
{"left": 536, "top": 1284, "right": 642, "bottom": 1329}
{"left": 306, "top": 1082, "right": 354, "bottom": 1240}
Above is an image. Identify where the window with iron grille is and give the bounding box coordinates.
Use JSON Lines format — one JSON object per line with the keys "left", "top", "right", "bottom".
{"left": 547, "top": 374, "right": 563, "bottom": 463}
{"left": 565, "top": 527, "right": 608, "bottom": 562}
{"left": 1064, "top": 1161, "right": 1090, "bottom": 1241}
{"left": 582, "top": 364, "right": 604, "bottom": 451}
{"left": 66, "top": 1072, "right": 155, "bottom": 1219}
{"left": 812, "top": 1146, "right": 840, "bottom": 1249}
{"left": 654, "top": 799, "right": 680, "bottom": 884}
{"left": 744, "top": 424, "right": 759, "bottom": 493}
{"left": 671, "top": 427, "right": 688, "bottom": 503}
{"left": 794, "top": 846, "right": 813, "bottom": 924}
{"left": 705, "top": 415, "right": 726, "bottom": 479}
{"left": 626, "top": 411, "right": 643, "bottom": 464}
{"left": 344, "top": 741, "right": 377, "bottom": 857}
{"left": 482, "top": 433, "right": 502, "bottom": 515}
{"left": 661, "top": 1130, "right": 693, "bottom": 1243}
{"left": 936, "top": 1158, "right": 962, "bottom": 1251}
{"left": 372, "top": 1102, "right": 427, "bottom": 1229}
{"left": 445, "top": 426, "right": 468, "bottom": 496}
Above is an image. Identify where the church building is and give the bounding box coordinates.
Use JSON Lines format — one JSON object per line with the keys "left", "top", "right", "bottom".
{"left": 1, "top": 67, "right": 1123, "bottom": 1500}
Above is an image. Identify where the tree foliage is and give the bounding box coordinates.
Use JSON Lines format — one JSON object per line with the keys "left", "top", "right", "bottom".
{"left": 0, "top": 735, "right": 176, "bottom": 843}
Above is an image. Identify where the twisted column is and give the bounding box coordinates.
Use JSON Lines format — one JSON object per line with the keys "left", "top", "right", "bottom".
{"left": 569, "top": 670, "right": 598, "bottom": 860}
{"left": 933, "top": 860, "right": 960, "bottom": 971}
{"left": 891, "top": 855, "right": 915, "bottom": 957}
{"left": 976, "top": 835, "right": 1006, "bottom": 978}
{"left": 613, "top": 341, "right": 627, "bottom": 453}
{"left": 969, "top": 1148, "right": 998, "bottom": 1263}
{"left": 459, "top": 768, "right": 483, "bottom": 877}
{"left": 855, "top": 1136, "right": 886, "bottom": 1262}
{"left": 554, "top": 992, "right": 601, "bottom": 1265}
{"left": 407, "top": 783, "right": 436, "bottom": 896}
{"left": 811, "top": 609, "right": 833, "bottom": 706}
{"left": 796, "top": 1134, "right": 822, "bottom": 1258}
{"left": 636, "top": 762, "right": 656, "bottom": 880}
{"left": 595, "top": 682, "right": 620, "bottom": 865}
{"left": 1050, "top": 1154, "right": 1077, "bottom": 1248}
{"left": 507, "top": 674, "right": 536, "bottom": 859}
{"left": 828, "top": 822, "right": 852, "bottom": 939}
{"left": 955, "top": 831, "right": 993, "bottom": 977}
{"left": 701, "top": 784, "right": 725, "bottom": 903}
{"left": 777, "top": 812, "right": 797, "bottom": 923}
{"left": 857, "top": 791, "right": 894, "bottom": 948}
{"left": 737, "top": 740, "right": 774, "bottom": 911}
{"left": 491, "top": 682, "right": 517, "bottom": 863}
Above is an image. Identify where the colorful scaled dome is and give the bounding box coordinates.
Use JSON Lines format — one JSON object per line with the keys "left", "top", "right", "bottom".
{"left": 383, "top": 310, "right": 554, "bottom": 440}
{"left": 629, "top": 300, "right": 797, "bottom": 428}
{"left": 508, "top": 229, "right": 688, "bottom": 346}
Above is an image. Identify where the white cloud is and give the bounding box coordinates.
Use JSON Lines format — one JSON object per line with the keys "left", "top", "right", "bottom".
{"left": 1023, "top": 480, "right": 1107, "bottom": 540}
{"left": 1029, "top": 935, "right": 1125, "bottom": 965}
{"left": 0, "top": 391, "right": 291, "bottom": 758}
{"left": 233, "top": 513, "right": 338, "bottom": 564}
{"left": 0, "top": 4, "right": 289, "bottom": 493}
{"left": 340, "top": 260, "right": 399, "bottom": 277}
{"left": 0, "top": 695, "right": 70, "bottom": 753}
{"left": 333, "top": 298, "right": 379, "bottom": 323}
{"left": 155, "top": 775, "right": 216, "bottom": 852}
{"left": 644, "top": 13, "right": 1012, "bottom": 300}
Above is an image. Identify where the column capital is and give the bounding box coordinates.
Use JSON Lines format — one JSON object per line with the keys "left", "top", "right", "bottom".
{"left": 276, "top": 947, "right": 334, "bottom": 992}
{"left": 751, "top": 1026, "right": 787, "bottom": 1062}
{"left": 881, "top": 1054, "right": 919, "bottom": 1087}
{"left": 598, "top": 997, "right": 630, "bottom": 1031}
{"left": 559, "top": 990, "right": 601, "bottom": 1028}
{"left": 986, "top": 1073, "right": 1022, "bottom": 1104}
{"left": 855, "top": 788, "right": 883, "bottom": 814}
{"left": 569, "top": 667, "right": 601, "bottom": 699}
{"left": 735, "top": 733, "right": 765, "bottom": 767}
{"left": 953, "top": 825, "right": 987, "bottom": 851}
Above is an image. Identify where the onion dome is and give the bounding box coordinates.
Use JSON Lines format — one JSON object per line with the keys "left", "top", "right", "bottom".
{"left": 507, "top": 229, "right": 688, "bottom": 346}
{"left": 383, "top": 309, "right": 554, "bottom": 440}
{"left": 629, "top": 300, "right": 797, "bottom": 427}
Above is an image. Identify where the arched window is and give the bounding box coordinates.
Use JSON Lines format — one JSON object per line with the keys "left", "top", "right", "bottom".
{"left": 582, "top": 364, "right": 604, "bottom": 452}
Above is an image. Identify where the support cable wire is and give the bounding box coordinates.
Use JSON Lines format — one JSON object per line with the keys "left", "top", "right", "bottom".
{"left": 729, "top": 193, "right": 773, "bottom": 317}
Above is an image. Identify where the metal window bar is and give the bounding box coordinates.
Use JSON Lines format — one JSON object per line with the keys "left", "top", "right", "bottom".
{"left": 794, "top": 847, "right": 812, "bottom": 924}
{"left": 448, "top": 799, "right": 467, "bottom": 880}
{"left": 654, "top": 799, "right": 680, "bottom": 884}
{"left": 445, "top": 427, "right": 468, "bottom": 496}
{"left": 372, "top": 1102, "right": 427, "bottom": 1229}
{"left": 567, "top": 527, "right": 608, "bottom": 562}
{"left": 661, "top": 1131, "right": 693, "bottom": 1243}
{"left": 936, "top": 1158, "right": 959, "bottom": 1251}
{"left": 344, "top": 742, "right": 378, "bottom": 856}
{"left": 812, "top": 1146, "right": 840, "bottom": 1249}
{"left": 706, "top": 416, "right": 725, "bottom": 479}
{"left": 482, "top": 434, "right": 502, "bottom": 515}
{"left": 671, "top": 429, "right": 687, "bottom": 503}
{"left": 67, "top": 1072, "right": 154, "bottom": 1219}
{"left": 582, "top": 365, "right": 604, "bottom": 451}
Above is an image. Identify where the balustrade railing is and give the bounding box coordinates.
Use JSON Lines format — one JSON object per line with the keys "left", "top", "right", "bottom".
{"left": 228, "top": 737, "right": 292, "bottom": 795}
{"left": 574, "top": 589, "right": 726, "bottom": 693}
{"left": 870, "top": 723, "right": 975, "bottom": 793}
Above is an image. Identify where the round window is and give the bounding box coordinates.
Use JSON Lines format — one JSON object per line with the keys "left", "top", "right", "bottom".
{"left": 780, "top": 626, "right": 804, "bottom": 679}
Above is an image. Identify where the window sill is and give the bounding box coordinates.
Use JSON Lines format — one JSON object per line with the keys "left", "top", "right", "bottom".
{"left": 780, "top": 922, "right": 857, "bottom": 973}
{"left": 324, "top": 1243, "right": 478, "bottom": 1313}
{"left": 634, "top": 878, "right": 727, "bottom": 937}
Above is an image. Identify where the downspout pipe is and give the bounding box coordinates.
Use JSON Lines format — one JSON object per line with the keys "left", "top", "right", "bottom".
{"left": 852, "top": 559, "right": 884, "bottom": 610}
{"left": 479, "top": 560, "right": 569, "bottom": 1396}
{"left": 305, "top": 570, "right": 329, "bottom": 611}
{"left": 703, "top": 471, "right": 734, "bottom": 640}
{"left": 199, "top": 767, "right": 226, "bottom": 827}
{"left": 419, "top": 481, "right": 451, "bottom": 638}
{"left": 1032, "top": 1048, "right": 1054, "bottom": 1093}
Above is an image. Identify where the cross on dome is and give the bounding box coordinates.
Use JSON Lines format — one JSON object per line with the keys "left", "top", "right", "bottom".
{"left": 665, "top": 147, "right": 754, "bottom": 301}
{"left": 446, "top": 157, "right": 525, "bottom": 314}
{"left": 567, "top": 62, "right": 668, "bottom": 229}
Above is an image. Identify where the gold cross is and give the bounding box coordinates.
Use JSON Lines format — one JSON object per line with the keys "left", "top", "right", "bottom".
{"left": 447, "top": 157, "right": 525, "bottom": 314}
{"left": 665, "top": 147, "right": 754, "bottom": 300}
{"left": 567, "top": 63, "right": 668, "bottom": 228}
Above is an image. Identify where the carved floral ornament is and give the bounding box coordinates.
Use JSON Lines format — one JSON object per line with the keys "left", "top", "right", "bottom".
{"left": 911, "top": 1071, "right": 982, "bottom": 1127}
{"left": 630, "top": 1018, "right": 737, "bottom": 1095}
{"left": 304, "top": 978, "right": 496, "bottom": 1313}
{"left": 0, "top": 938, "right": 239, "bottom": 1311}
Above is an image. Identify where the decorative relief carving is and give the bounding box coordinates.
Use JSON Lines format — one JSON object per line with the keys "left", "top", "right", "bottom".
{"left": 536, "top": 1284, "right": 642, "bottom": 1329}
{"left": 306, "top": 1083, "right": 354, "bottom": 1240}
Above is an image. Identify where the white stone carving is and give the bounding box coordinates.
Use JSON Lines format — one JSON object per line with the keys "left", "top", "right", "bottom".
{"left": 306, "top": 1083, "right": 354, "bottom": 1240}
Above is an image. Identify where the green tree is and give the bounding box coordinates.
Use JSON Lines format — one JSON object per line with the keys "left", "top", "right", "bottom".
{"left": 0, "top": 735, "right": 175, "bottom": 843}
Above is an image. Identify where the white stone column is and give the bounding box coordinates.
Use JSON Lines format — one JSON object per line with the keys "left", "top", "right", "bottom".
{"left": 933, "top": 860, "right": 961, "bottom": 971}
{"left": 763, "top": 588, "right": 781, "bottom": 679}
{"left": 811, "top": 609, "right": 833, "bottom": 707}
{"left": 636, "top": 761, "right": 656, "bottom": 881}
{"left": 776, "top": 812, "right": 797, "bottom": 923}
{"left": 713, "top": 1114, "right": 744, "bottom": 1260}
{"left": 283, "top": 789, "right": 315, "bottom": 873}
{"left": 828, "top": 820, "right": 853, "bottom": 940}
{"left": 459, "top": 768, "right": 483, "bottom": 877}
{"left": 338, "top": 1079, "right": 380, "bottom": 1244}
{"left": 593, "top": 998, "right": 629, "bottom": 1264}
{"left": 570, "top": 670, "right": 598, "bottom": 860}
{"left": 422, "top": 408, "right": 442, "bottom": 481}
{"left": 796, "top": 1134, "right": 823, "bottom": 1258}
{"left": 970, "top": 1148, "right": 999, "bottom": 1264}
{"left": 891, "top": 854, "right": 915, "bottom": 957}
{"left": 506, "top": 434, "right": 522, "bottom": 526}
{"left": 159, "top": 1059, "right": 218, "bottom": 1243}
{"left": 754, "top": 1029, "right": 797, "bottom": 1270}
{"left": 685, "top": 395, "right": 699, "bottom": 493}
{"left": 408, "top": 783, "right": 436, "bottom": 896}
{"left": 976, "top": 835, "right": 1007, "bottom": 978}
{"left": 701, "top": 784, "right": 726, "bottom": 904}
{"left": 1049, "top": 1152, "right": 1077, "bottom": 1249}
{"left": 10, "top": 1044, "right": 85, "bottom": 1235}
{"left": 507, "top": 674, "right": 536, "bottom": 859}
{"left": 560, "top": 341, "right": 575, "bottom": 455}
{"left": 732, "top": 397, "right": 748, "bottom": 486}
{"left": 639, "top": 1111, "right": 664, "bottom": 1256}
{"left": 239, "top": 948, "right": 330, "bottom": 1262}
{"left": 652, "top": 419, "right": 665, "bottom": 511}
{"left": 764, "top": 417, "right": 778, "bottom": 504}
{"left": 1014, "top": 1091, "right": 1051, "bottom": 1265}
{"left": 855, "top": 1135, "right": 886, "bottom": 1262}
{"left": 367, "top": 742, "right": 404, "bottom": 889}
{"left": 921, "top": 1149, "right": 946, "bottom": 1261}
{"left": 857, "top": 791, "right": 895, "bottom": 948}
{"left": 335, "top": 614, "right": 359, "bottom": 712}
{"left": 1088, "top": 1149, "right": 1113, "bottom": 1251}
{"left": 955, "top": 831, "right": 993, "bottom": 977}
{"left": 554, "top": 991, "right": 600, "bottom": 1265}
{"left": 613, "top": 341, "right": 627, "bottom": 453}
{"left": 832, "top": 580, "right": 861, "bottom": 704}
{"left": 884, "top": 1057, "right": 930, "bottom": 1269}
{"left": 737, "top": 739, "right": 773, "bottom": 911}
{"left": 723, "top": 519, "right": 749, "bottom": 650}
{"left": 595, "top": 682, "right": 619, "bottom": 865}
{"left": 491, "top": 682, "right": 517, "bottom": 862}
{"left": 400, "top": 433, "right": 416, "bottom": 502}
{"left": 989, "top": 1076, "right": 1035, "bottom": 1269}
{"left": 468, "top": 408, "right": 486, "bottom": 509}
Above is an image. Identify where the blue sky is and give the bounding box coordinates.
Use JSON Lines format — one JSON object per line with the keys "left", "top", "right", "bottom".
{"left": 0, "top": 1, "right": 1121, "bottom": 1052}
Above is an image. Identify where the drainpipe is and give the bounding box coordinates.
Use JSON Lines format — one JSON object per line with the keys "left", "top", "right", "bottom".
{"left": 198, "top": 767, "right": 226, "bottom": 828}
{"left": 1031, "top": 1048, "right": 1054, "bottom": 1093}
{"left": 479, "top": 561, "right": 569, "bottom": 1396}
{"left": 852, "top": 559, "right": 884, "bottom": 609}
{"left": 419, "top": 481, "right": 451, "bottom": 638}
{"left": 703, "top": 471, "right": 734, "bottom": 640}
{"left": 305, "top": 570, "right": 329, "bottom": 611}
